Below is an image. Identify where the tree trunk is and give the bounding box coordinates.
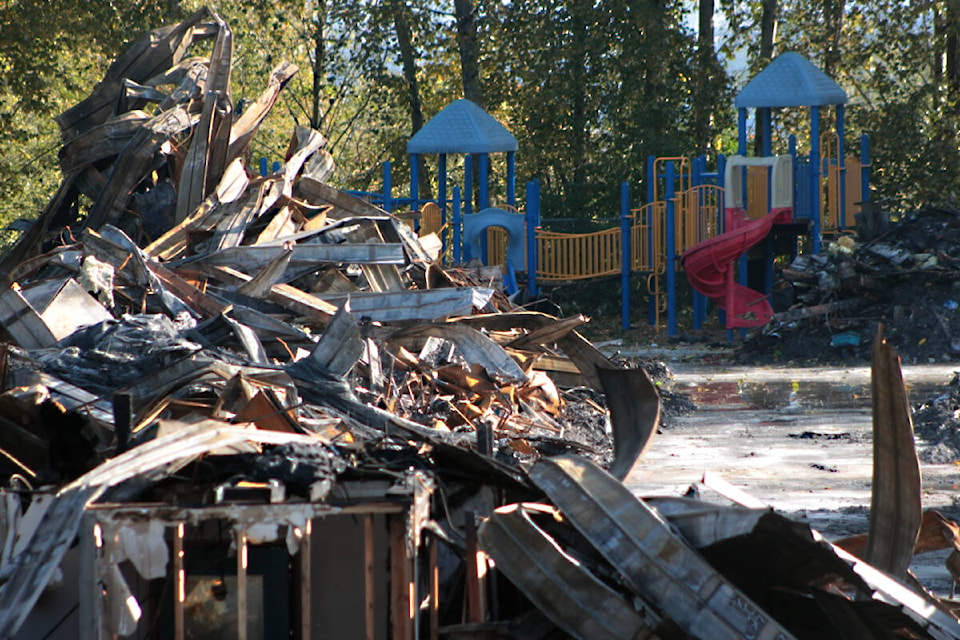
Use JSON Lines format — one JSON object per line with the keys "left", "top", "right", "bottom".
{"left": 569, "top": 0, "right": 590, "bottom": 204}
{"left": 698, "top": 0, "right": 714, "bottom": 52}
{"left": 311, "top": 0, "right": 326, "bottom": 130}
{"left": 454, "top": 0, "right": 483, "bottom": 106}
{"left": 391, "top": 0, "right": 431, "bottom": 198}
{"left": 823, "top": 0, "right": 844, "bottom": 80}
{"left": 759, "top": 0, "right": 777, "bottom": 61}
{"left": 754, "top": 0, "right": 778, "bottom": 156}
{"left": 934, "top": 2, "right": 944, "bottom": 105}
{"left": 693, "top": 0, "right": 717, "bottom": 154}
{"left": 947, "top": 0, "right": 960, "bottom": 106}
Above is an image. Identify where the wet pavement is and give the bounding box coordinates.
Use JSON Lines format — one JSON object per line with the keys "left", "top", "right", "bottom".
{"left": 619, "top": 357, "right": 960, "bottom": 596}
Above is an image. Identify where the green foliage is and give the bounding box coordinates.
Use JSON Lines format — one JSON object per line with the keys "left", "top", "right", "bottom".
{"left": 719, "top": 0, "right": 960, "bottom": 213}
{"left": 1, "top": 0, "right": 959, "bottom": 241}
{"left": 0, "top": 1, "right": 180, "bottom": 239}
{"left": 483, "top": 0, "right": 718, "bottom": 218}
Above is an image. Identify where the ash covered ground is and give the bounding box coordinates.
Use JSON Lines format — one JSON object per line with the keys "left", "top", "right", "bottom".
{"left": 737, "top": 206, "right": 960, "bottom": 367}
{"left": 723, "top": 205, "right": 960, "bottom": 460}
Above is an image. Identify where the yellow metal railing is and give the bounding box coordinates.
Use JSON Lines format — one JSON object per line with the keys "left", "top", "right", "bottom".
{"left": 674, "top": 184, "right": 724, "bottom": 252}
{"left": 651, "top": 156, "right": 692, "bottom": 203}
{"left": 486, "top": 226, "right": 510, "bottom": 266}
{"left": 818, "top": 131, "right": 866, "bottom": 234}
{"left": 483, "top": 205, "right": 521, "bottom": 266}
{"left": 631, "top": 201, "right": 664, "bottom": 273}
{"left": 461, "top": 183, "right": 723, "bottom": 330}
{"left": 633, "top": 201, "right": 667, "bottom": 326}
{"left": 536, "top": 227, "right": 622, "bottom": 280}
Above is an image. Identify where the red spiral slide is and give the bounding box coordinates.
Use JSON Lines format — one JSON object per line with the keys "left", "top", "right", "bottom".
{"left": 681, "top": 211, "right": 780, "bottom": 329}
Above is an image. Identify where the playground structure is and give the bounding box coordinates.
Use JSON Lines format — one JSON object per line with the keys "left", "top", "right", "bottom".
{"left": 270, "top": 53, "right": 869, "bottom": 337}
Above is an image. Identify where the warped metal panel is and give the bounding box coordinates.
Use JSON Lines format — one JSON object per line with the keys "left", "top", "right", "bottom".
{"left": 867, "top": 328, "right": 921, "bottom": 578}
{"left": 478, "top": 503, "right": 659, "bottom": 640}
{"left": 644, "top": 497, "right": 766, "bottom": 549}
{"left": 530, "top": 454, "right": 796, "bottom": 640}
{"left": 200, "top": 242, "right": 407, "bottom": 268}
{"left": 596, "top": 365, "right": 660, "bottom": 481}
{"left": 320, "top": 288, "right": 495, "bottom": 324}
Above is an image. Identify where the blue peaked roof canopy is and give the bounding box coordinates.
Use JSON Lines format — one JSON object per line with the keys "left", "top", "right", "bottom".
{"left": 406, "top": 99, "right": 518, "bottom": 155}
{"left": 735, "top": 52, "right": 847, "bottom": 109}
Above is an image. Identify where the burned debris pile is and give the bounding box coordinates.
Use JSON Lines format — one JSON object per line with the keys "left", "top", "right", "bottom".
{"left": 740, "top": 205, "right": 960, "bottom": 365}
{"left": 0, "top": 8, "right": 959, "bottom": 640}
{"left": 0, "top": 8, "right": 660, "bottom": 639}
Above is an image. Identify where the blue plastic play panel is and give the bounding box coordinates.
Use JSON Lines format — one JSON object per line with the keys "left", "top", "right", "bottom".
{"left": 462, "top": 207, "right": 526, "bottom": 268}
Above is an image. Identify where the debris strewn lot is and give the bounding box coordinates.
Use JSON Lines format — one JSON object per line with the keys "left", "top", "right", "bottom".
{"left": 741, "top": 205, "right": 960, "bottom": 366}
{"left": 1, "top": 9, "right": 960, "bottom": 640}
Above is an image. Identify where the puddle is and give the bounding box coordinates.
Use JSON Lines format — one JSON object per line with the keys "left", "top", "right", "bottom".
{"left": 677, "top": 370, "right": 954, "bottom": 411}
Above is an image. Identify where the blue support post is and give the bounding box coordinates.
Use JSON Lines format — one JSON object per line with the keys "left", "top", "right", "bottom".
{"left": 837, "top": 105, "right": 846, "bottom": 228}
{"left": 714, "top": 154, "right": 727, "bottom": 328}
{"left": 464, "top": 156, "right": 473, "bottom": 215}
{"left": 272, "top": 160, "right": 281, "bottom": 173}
{"left": 738, "top": 108, "right": 748, "bottom": 155}
{"left": 646, "top": 155, "right": 656, "bottom": 203}
{"left": 810, "top": 107, "right": 822, "bottom": 253}
{"left": 506, "top": 152, "right": 516, "bottom": 206}
{"left": 692, "top": 292, "right": 703, "bottom": 330}
{"left": 691, "top": 155, "right": 705, "bottom": 329}
{"left": 621, "top": 182, "right": 631, "bottom": 330}
{"left": 382, "top": 161, "right": 393, "bottom": 212}
{"left": 409, "top": 153, "right": 419, "bottom": 214}
{"left": 526, "top": 180, "right": 540, "bottom": 297}
{"left": 646, "top": 155, "right": 657, "bottom": 326}
{"left": 438, "top": 155, "right": 448, "bottom": 223}
{"left": 259, "top": 157, "right": 268, "bottom": 177}
{"left": 860, "top": 135, "right": 870, "bottom": 205}
{"left": 762, "top": 107, "right": 772, "bottom": 156}
{"left": 453, "top": 187, "right": 462, "bottom": 263}
{"left": 665, "top": 161, "right": 677, "bottom": 336}
{"left": 479, "top": 153, "right": 490, "bottom": 209}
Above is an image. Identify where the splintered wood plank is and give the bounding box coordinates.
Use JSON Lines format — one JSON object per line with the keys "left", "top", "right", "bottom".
{"left": 389, "top": 516, "right": 414, "bottom": 640}
{"left": 56, "top": 8, "right": 220, "bottom": 138}
{"left": 365, "top": 515, "right": 375, "bottom": 640}
{"left": 144, "top": 158, "right": 250, "bottom": 261}
{"left": 298, "top": 177, "right": 386, "bottom": 217}
{"left": 199, "top": 242, "right": 406, "bottom": 270}
{"left": 0, "top": 171, "right": 82, "bottom": 284}
{"left": 58, "top": 111, "right": 152, "bottom": 174}
{"left": 0, "top": 288, "right": 59, "bottom": 349}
